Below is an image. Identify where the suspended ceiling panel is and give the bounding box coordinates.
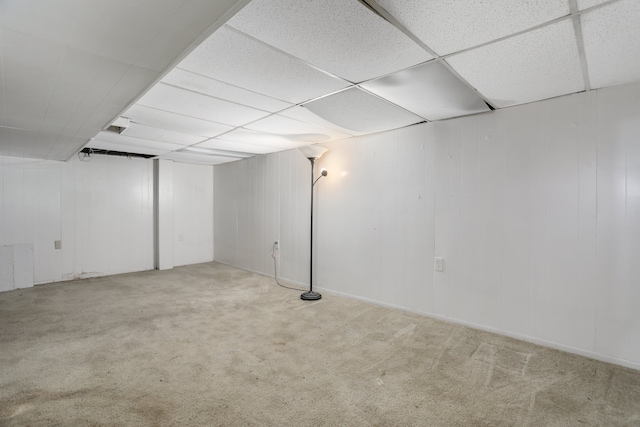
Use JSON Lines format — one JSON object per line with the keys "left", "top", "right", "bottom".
{"left": 121, "top": 123, "right": 205, "bottom": 146}
{"left": 361, "top": 62, "right": 490, "bottom": 121}
{"left": 226, "top": 0, "right": 432, "bottom": 83}
{"left": 376, "top": 0, "right": 569, "bottom": 56}
{"left": 210, "top": 128, "right": 306, "bottom": 150}
{"left": 245, "top": 115, "right": 352, "bottom": 143}
{"left": 177, "top": 26, "right": 350, "bottom": 104}
{"left": 577, "top": 0, "right": 614, "bottom": 10}
{"left": 303, "top": 88, "right": 424, "bottom": 133}
{"left": 124, "top": 105, "right": 234, "bottom": 138}
{"left": 581, "top": 0, "right": 640, "bottom": 89}
{"left": 136, "top": 83, "right": 271, "bottom": 127}
{"left": 4, "top": 0, "right": 638, "bottom": 165}
{"left": 197, "top": 137, "right": 286, "bottom": 154}
{"left": 0, "top": 0, "right": 252, "bottom": 161}
{"left": 159, "top": 151, "right": 233, "bottom": 166}
{"left": 86, "top": 132, "right": 183, "bottom": 157}
{"left": 279, "top": 106, "right": 364, "bottom": 136}
{"left": 162, "top": 68, "right": 292, "bottom": 112}
{"left": 446, "top": 19, "right": 584, "bottom": 108}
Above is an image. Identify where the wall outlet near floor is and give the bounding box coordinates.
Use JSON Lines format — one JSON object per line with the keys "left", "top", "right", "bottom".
{"left": 434, "top": 257, "right": 444, "bottom": 272}
{"left": 54, "top": 240, "right": 62, "bottom": 250}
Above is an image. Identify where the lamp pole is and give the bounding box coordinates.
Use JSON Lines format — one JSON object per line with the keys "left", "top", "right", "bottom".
{"left": 301, "top": 157, "right": 326, "bottom": 300}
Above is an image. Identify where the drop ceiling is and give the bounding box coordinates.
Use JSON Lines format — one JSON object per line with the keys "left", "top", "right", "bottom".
{"left": 1, "top": 0, "right": 639, "bottom": 164}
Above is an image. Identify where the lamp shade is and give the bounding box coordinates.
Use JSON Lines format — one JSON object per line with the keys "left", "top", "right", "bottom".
{"left": 298, "top": 145, "right": 328, "bottom": 160}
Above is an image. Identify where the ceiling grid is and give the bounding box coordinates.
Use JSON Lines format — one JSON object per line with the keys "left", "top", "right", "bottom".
{"left": 0, "top": 0, "right": 637, "bottom": 164}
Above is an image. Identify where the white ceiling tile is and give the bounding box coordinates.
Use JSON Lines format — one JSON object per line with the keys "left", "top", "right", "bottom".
{"left": 4, "top": 128, "right": 40, "bottom": 157}
{"left": 177, "top": 26, "right": 350, "bottom": 104}
{"left": 302, "top": 88, "right": 424, "bottom": 133}
{"left": 446, "top": 19, "right": 584, "bottom": 108}
{"left": 577, "top": 0, "right": 614, "bottom": 10}
{"left": 90, "top": 130, "right": 185, "bottom": 154}
{"left": 47, "top": 136, "right": 89, "bottom": 160}
{"left": 159, "top": 151, "right": 236, "bottom": 166}
{"left": 163, "top": 68, "right": 292, "bottom": 112}
{"left": 124, "top": 105, "right": 234, "bottom": 138}
{"left": 0, "top": 0, "right": 80, "bottom": 45}
{"left": 2, "top": 29, "right": 65, "bottom": 98}
{"left": 377, "top": 0, "right": 569, "bottom": 55}
{"left": 5, "top": 95, "right": 49, "bottom": 130}
{"left": 360, "top": 61, "right": 490, "bottom": 120}
{"left": 215, "top": 128, "right": 311, "bottom": 149}
{"left": 581, "top": 0, "right": 640, "bottom": 89}
{"left": 226, "top": 0, "right": 432, "bottom": 82}
{"left": 245, "top": 114, "right": 351, "bottom": 143}
{"left": 121, "top": 123, "right": 206, "bottom": 146}
{"left": 279, "top": 106, "right": 363, "bottom": 136}
{"left": 197, "top": 138, "right": 285, "bottom": 154}
{"left": 68, "top": 1, "right": 178, "bottom": 66}
{"left": 137, "top": 83, "right": 271, "bottom": 127}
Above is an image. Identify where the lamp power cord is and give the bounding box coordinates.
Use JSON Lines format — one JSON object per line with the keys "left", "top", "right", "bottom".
{"left": 272, "top": 241, "right": 305, "bottom": 291}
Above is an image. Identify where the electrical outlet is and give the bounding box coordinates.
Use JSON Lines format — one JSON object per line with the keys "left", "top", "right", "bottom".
{"left": 434, "top": 257, "right": 444, "bottom": 272}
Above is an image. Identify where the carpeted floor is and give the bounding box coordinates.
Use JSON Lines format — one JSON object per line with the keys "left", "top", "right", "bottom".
{"left": 1, "top": 262, "right": 639, "bottom": 426}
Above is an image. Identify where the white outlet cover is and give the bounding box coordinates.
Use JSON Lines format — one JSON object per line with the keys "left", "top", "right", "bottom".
{"left": 434, "top": 257, "right": 444, "bottom": 272}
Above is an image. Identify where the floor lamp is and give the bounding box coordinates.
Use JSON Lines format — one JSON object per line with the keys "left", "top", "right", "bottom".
{"left": 298, "top": 145, "right": 328, "bottom": 301}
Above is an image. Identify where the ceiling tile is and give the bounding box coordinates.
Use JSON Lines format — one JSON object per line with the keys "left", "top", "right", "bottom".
{"left": 124, "top": 105, "right": 234, "bottom": 138}
{"left": 163, "top": 68, "right": 292, "bottom": 112}
{"left": 245, "top": 114, "right": 352, "bottom": 143}
{"left": 90, "top": 130, "right": 185, "bottom": 154}
{"left": 215, "top": 128, "right": 311, "bottom": 149}
{"left": 5, "top": 95, "right": 49, "bottom": 130}
{"left": 159, "top": 151, "right": 236, "bottom": 165}
{"left": 446, "top": 19, "right": 584, "bottom": 108}
{"left": 177, "top": 26, "right": 350, "bottom": 104}
{"left": 3, "top": 128, "right": 41, "bottom": 158}
{"left": 121, "top": 123, "right": 206, "bottom": 146}
{"left": 302, "top": 87, "right": 424, "bottom": 133}
{"left": 134, "top": 0, "right": 253, "bottom": 72}
{"left": 581, "top": 0, "right": 640, "bottom": 89}
{"left": 377, "top": 0, "right": 569, "bottom": 55}
{"left": 361, "top": 61, "right": 490, "bottom": 121}
{"left": 279, "top": 106, "right": 363, "bottom": 136}
{"left": 577, "top": 0, "right": 614, "bottom": 10}
{"left": 2, "top": 29, "right": 65, "bottom": 98}
{"left": 137, "top": 83, "right": 271, "bottom": 127}
{"left": 0, "top": 0, "right": 80, "bottom": 45}
{"left": 226, "top": 0, "right": 432, "bottom": 82}
{"left": 197, "top": 138, "right": 285, "bottom": 154}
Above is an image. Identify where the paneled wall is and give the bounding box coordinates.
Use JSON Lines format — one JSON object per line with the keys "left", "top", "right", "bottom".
{"left": 173, "top": 162, "right": 214, "bottom": 267}
{"left": 1, "top": 155, "right": 214, "bottom": 285}
{"left": 213, "top": 82, "right": 640, "bottom": 370}
{"left": 1, "top": 155, "right": 154, "bottom": 284}
{"left": 0, "top": 157, "right": 63, "bottom": 283}
{"left": 215, "top": 149, "right": 310, "bottom": 285}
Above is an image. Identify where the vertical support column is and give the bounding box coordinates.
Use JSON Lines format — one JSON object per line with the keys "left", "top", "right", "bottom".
{"left": 155, "top": 159, "right": 174, "bottom": 270}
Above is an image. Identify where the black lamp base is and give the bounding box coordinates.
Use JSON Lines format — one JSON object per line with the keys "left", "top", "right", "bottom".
{"left": 300, "top": 291, "right": 322, "bottom": 300}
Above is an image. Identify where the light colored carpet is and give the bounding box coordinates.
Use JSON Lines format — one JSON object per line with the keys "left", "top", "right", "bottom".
{"left": 1, "top": 262, "right": 639, "bottom": 426}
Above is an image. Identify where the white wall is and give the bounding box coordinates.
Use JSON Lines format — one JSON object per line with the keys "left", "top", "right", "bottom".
{"left": 214, "top": 150, "right": 310, "bottom": 285}
{"left": 213, "top": 82, "right": 640, "bottom": 370}
{"left": 1, "top": 154, "right": 154, "bottom": 284}
{"left": 173, "top": 162, "right": 214, "bottom": 267}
